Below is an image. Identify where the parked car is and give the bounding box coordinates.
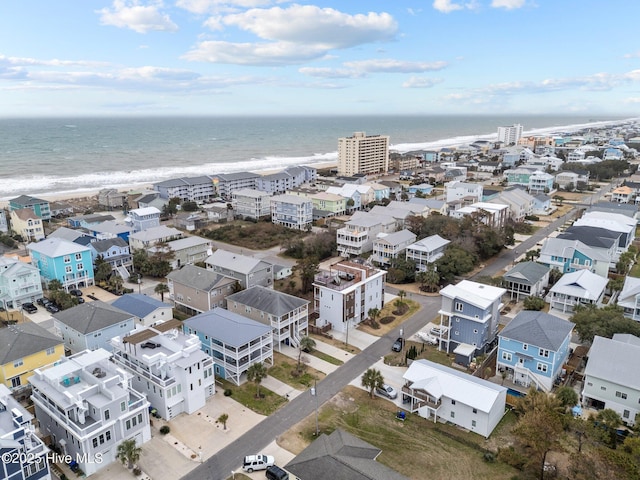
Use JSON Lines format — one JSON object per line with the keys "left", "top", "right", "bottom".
{"left": 430, "top": 326, "right": 445, "bottom": 336}
{"left": 22, "top": 303, "right": 37, "bottom": 314}
{"left": 376, "top": 384, "right": 398, "bottom": 400}
{"left": 45, "top": 304, "right": 60, "bottom": 313}
{"left": 392, "top": 337, "right": 404, "bottom": 352}
{"left": 37, "top": 298, "right": 51, "bottom": 306}
{"left": 69, "top": 289, "right": 83, "bottom": 297}
{"left": 242, "top": 454, "right": 275, "bottom": 473}
{"left": 265, "top": 465, "right": 289, "bottom": 480}
{"left": 76, "top": 297, "right": 85, "bottom": 304}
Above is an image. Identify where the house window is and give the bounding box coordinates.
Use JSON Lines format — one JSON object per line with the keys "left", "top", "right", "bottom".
{"left": 106, "top": 431, "right": 111, "bottom": 441}
{"left": 455, "top": 302, "right": 463, "bottom": 312}
{"left": 46, "top": 347, "right": 56, "bottom": 355}
{"left": 472, "top": 420, "right": 477, "bottom": 427}
{"left": 13, "top": 359, "right": 23, "bottom": 368}
{"left": 93, "top": 438, "right": 98, "bottom": 448}
{"left": 77, "top": 263, "right": 84, "bottom": 271}
{"left": 450, "top": 411, "right": 455, "bottom": 418}
{"left": 75, "top": 253, "right": 82, "bottom": 261}
{"left": 121, "top": 401, "right": 126, "bottom": 412}
{"left": 65, "top": 266, "right": 72, "bottom": 273}
{"left": 522, "top": 344, "right": 528, "bottom": 351}
{"left": 502, "top": 352, "right": 512, "bottom": 362}
{"left": 536, "top": 363, "right": 548, "bottom": 373}
{"left": 11, "top": 377, "right": 21, "bottom": 388}
{"left": 451, "top": 400, "right": 456, "bottom": 405}
{"left": 623, "top": 410, "right": 630, "bottom": 419}
{"left": 539, "top": 348, "right": 550, "bottom": 358}
{"left": 616, "top": 391, "right": 628, "bottom": 400}
{"left": 64, "top": 256, "right": 71, "bottom": 263}
{"left": 473, "top": 408, "right": 477, "bottom": 414}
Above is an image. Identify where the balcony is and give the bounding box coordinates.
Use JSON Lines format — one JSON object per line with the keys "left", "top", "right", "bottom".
{"left": 401, "top": 385, "right": 441, "bottom": 411}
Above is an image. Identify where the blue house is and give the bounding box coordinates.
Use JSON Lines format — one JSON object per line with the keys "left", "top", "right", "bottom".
{"left": 407, "top": 183, "right": 434, "bottom": 196}
{"left": 27, "top": 237, "right": 95, "bottom": 291}
{"left": 497, "top": 311, "right": 573, "bottom": 392}
{"left": 437, "top": 280, "right": 506, "bottom": 366}
{"left": 183, "top": 308, "right": 273, "bottom": 386}
{"left": 538, "top": 237, "right": 610, "bottom": 278}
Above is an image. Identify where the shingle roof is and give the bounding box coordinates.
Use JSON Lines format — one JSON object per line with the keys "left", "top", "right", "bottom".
{"left": 53, "top": 301, "right": 133, "bottom": 334}
{"left": 500, "top": 311, "right": 573, "bottom": 351}
{"left": 167, "top": 264, "right": 234, "bottom": 291}
{"left": 285, "top": 429, "right": 409, "bottom": 480}
{"left": 13, "top": 208, "right": 40, "bottom": 221}
{"left": 408, "top": 234, "right": 450, "bottom": 252}
{"left": 111, "top": 294, "right": 172, "bottom": 318}
{"left": 559, "top": 226, "right": 619, "bottom": 250}
{"left": 183, "top": 308, "right": 272, "bottom": 346}
{"left": 503, "top": 261, "right": 550, "bottom": 286}
{"left": 0, "top": 322, "right": 63, "bottom": 365}
{"left": 47, "top": 227, "right": 89, "bottom": 242}
{"left": 227, "top": 286, "right": 308, "bottom": 317}
{"left": 373, "top": 230, "right": 416, "bottom": 247}
{"left": 28, "top": 237, "right": 90, "bottom": 257}
{"left": 205, "top": 249, "right": 271, "bottom": 274}
{"left": 129, "top": 225, "right": 183, "bottom": 242}
{"left": 90, "top": 237, "right": 129, "bottom": 253}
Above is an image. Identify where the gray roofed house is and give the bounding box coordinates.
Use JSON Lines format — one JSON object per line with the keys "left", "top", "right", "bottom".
{"left": 0, "top": 322, "right": 63, "bottom": 372}
{"left": 588, "top": 201, "right": 639, "bottom": 219}
{"left": 405, "top": 234, "right": 450, "bottom": 271}
{"left": 205, "top": 249, "right": 274, "bottom": 289}
{"left": 502, "top": 261, "right": 550, "bottom": 300}
{"left": 87, "top": 237, "right": 133, "bottom": 274}
{"left": 582, "top": 334, "right": 640, "bottom": 425}
{"left": 148, "top": 235, "right": 213, "bottom": 270}
{"left": 53, "top": 301, "right": 136, "bottom": 353}
{"left": 371, "top": 229, "right": 417, "bottom": 266}
{"left": 47, "top": 226, "right": 91, "bottom": 243}
{"left": 538, "top": 237, "right": 611, "bottom": 278}
{"left": 227, "top": 286, "right": 309, "bottom": 350}
{"left": 111, "top": 293, "right": 173, "bottom": 327}
{"left": 128, "top": 225, "right": 183, "bottom": 249}
{"left": 500, "top": 311, "right": 573, "bottom": 352}
{"left": 166, "top": 264, "right": 237, "bottom": 314}
{"left": 183, "top": 307, "right": 273, "bottom": 385}
{"left": 559, "top": 225, "right": 620, "bottom": 252}
{"left": 153, "top": 175, "right": 216, "bottom": 202}
{"left": 285, "top": 429, "right": 409, "bottom": 480}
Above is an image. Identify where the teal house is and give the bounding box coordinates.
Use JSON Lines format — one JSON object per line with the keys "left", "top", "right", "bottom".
{"left": 9, "top": 195, "right": 51, "bottom": 221}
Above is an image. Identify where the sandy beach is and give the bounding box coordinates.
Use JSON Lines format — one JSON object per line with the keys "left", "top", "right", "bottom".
{"left": 0, "top": 161, "right": 339, "bottom": 210}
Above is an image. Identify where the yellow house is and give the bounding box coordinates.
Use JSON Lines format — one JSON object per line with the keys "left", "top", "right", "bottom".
{"left": 9, "top": 208, "right": 45, "bottom": 241}
{"left": 310, "top": 192, "right": 346, "bottom": 215}
{"left": 0, "top": 322, "right": 64, "bottom": 392}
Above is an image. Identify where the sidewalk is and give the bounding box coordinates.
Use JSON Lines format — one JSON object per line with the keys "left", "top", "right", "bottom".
{"left": 262, "top": 375, "right": 304, "bottom": 400}
{"left": 331, "top": 328, "right": 379, "bottom": 351}
{"left": 276, "top": 343, "right": 341, "bottom": 375}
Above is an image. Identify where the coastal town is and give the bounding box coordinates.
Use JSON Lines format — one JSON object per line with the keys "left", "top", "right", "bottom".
{"left": 2, "top": 120, "right": 640, "bottom": 480}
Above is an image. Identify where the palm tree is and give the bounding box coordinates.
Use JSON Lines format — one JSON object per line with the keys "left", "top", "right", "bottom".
{"left": 368, "top": 307, "right": 380, "bottom": 327}
{"left": 297, "top": 336, "right": 316, "bottom": 373}
{"left": 397, "top": 290, "right": 406, "bottom": 305}
{"left": 246, "top": 362, "right": 268, "bottom": 399}
{"left": 361, "top": 368, "right": 384, "bottom": 398}
{"left": 596, "top": 408, "right": 622, "bottom": 448}
{"left": 217, "top": 413, "right": 229, "bottom": 430}
{"left": 48, "top": 279, "right": 62, "bottom": 292}
{"left": 117, "top": 439, "right": 142, "bottom": 469}
{"left": 154, "top": 282, "right": 170, "bottom": 302}
{"left": 109, "top": 274, "right": 124, "bottom": 295}
{"left": 417, "top": 267, "right": 439, "bottom": 293}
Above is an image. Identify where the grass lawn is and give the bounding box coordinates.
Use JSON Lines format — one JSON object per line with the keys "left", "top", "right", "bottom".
{"left": 630, "top": 262, "right": 640, "bottom": 278}
{"left": 218, "top": 379, "right": 287, "bottom": 416}
{"left": 358, "top": 299, "right": 421, "bottom": 337}
{"left": 269, "top": 352, "right": 326, "bottom": 390}
{"left": 307, "top": 349, "right": 343, "bottom": 366}
{"left": 200, "top": 221, "right": 308, "bottom": 250}
{"left": 277, "top": 386, "right": 518, "bottom": 480}
{"left": 384, "top": 340, "right": 454, "bottom": 368}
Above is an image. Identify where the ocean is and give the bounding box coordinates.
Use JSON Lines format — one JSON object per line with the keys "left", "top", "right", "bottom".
{"left": 0, "top": 115, "right": 635, "bottom": 200}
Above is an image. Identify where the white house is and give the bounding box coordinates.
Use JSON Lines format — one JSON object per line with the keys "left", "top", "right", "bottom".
{"left": 126, "top": 207, "right": 161, "bottom": 233}
{"left": 444, "top": 181, "right": 483, "bottom": 203}
{"left": 582, "top": 334, "right": 640, "bottom": 425}
{"left": 405, "top": 235, "right": 450, "bottom": 272}
{"left": 371, "top": 230, "right": 417, "bottom": 266}
{"left": 547, "top": 270, "right": 607, "bottom": 314}
{"left": 616, "top": 276, "right": 640, "bottom": 321}
{"left": 270, "top": 194, "right": 313, "bottom": 230}
{"left": 232, "top": 188, "right": 271, "bottom": 220}
{"left": 402, "top": 359, "right": 507, "bottom": 438}
{"left": 336, "top": 211, "right": 397, "bottom": 257}
{"left": 29, "top": 349, "right": 151, "bottom": 476}
{"left": 110, "top": 319, "right": 215, "bottom": 420}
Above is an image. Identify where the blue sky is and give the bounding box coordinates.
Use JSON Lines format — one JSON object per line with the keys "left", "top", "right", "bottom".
{"left": 1, "top": 0, "right": 640, "bottom": 117}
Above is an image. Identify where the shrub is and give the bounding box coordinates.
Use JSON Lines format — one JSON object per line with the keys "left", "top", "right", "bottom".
{"left": 483, "top": 451, "right": 496, "bottom": 463}
{"left": 133, "top": 468, "right": 142, "bottom": 476}
{"left": 159, "top": 425, "right": 170, "bottom": 435}
{"left": 224, "top": 388, "right": 233, "bottom": 397}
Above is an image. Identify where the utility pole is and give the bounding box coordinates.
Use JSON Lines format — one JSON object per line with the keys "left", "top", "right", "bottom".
{"left": 310, "top": 378, "right": 319, "bottom": 436}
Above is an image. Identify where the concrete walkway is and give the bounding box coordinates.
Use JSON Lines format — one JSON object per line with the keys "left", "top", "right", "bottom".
{"left": 276, "top": 343, "right": 341, "bottom": 375}
{"left": 262, "top": 375, "right": 304, "bottom": 400}
{"left": 331, "top": 327, "right": 379, "bottom": 351}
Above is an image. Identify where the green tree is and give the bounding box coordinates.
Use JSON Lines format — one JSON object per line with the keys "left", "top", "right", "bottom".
{"left": 416, "top": 266, "right": 440, "bottom": 292}
{"left": 367, "top": 307, "right": 381, "bottom": 328}
{"left": 361, "top": 368, "right": 384, "bottom": 398}
{"left": 555, "top": 386, "right": 579, "bottom": 410}
{"left": 608, "top": 276, "right": 624, "bottom": 295}
{"left": 436, "top": 245, "right": 477, "bottom": 283}
{"left": 48, "top": 279, "right": 62, "bottom": 291}
{"left": 181, "top": 201, "right": 199, "bottom": 212}
{"left": 595, "top": 408, "right": 622, "bottom": 449}
{"left": 397, "top": 290, "right": 406, "bottom": 305}
{"left": 94, "top": 255, "right": 112, "bottom": 282}
{"left": 217, "top": 413, "right": 229, "bottom": 430}
{"left": 154, "top": 282, "right": 170, "bottom": 302}
{"left": 116, "top": 439, "right": 142, "bottom": 469}
{"left": 297, "top": 336, "right": 316, "bottom": 373}
{"left": 246, "top": 362, "right": 268, "bottom": 399}
{"left": 523, "top": 296, "right": 546, "bottom": 311}
{"left": 293, "top": 256, "right": 319, "bottom": 294}
{"left": 108, "top": 274, "right": 124, "bottom": 295}
{"left": 616, "top": 251, "right": 635, "bottom": 275}
{"left": 571, "top": 304, "right": 640, "bottom": 343}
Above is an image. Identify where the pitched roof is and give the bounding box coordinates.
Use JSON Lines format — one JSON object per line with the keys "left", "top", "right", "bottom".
{"left": 403, "top": 359, "right": 506, "bottom": 413}
{"left": 183, "top": 308, "right": 272, "bottom": 346}
{"left": 500, "top": 311, "right": 573, "bottom": 351}
{"left": 47, "top": 227, "right": 89, "bottom": 242}
{"left": 111, "top": 294, "right": 172, "bottom": 318}
{"left": 205, "top": 249, "right": 271, "bottom": 274}
{"left": 585, "top": 335, "right": 640, "bottom": 391}
{"left": 28, "top": 237, "right": 90, "bottom": 257}
{"left": 167, "top": 264, "right": 235, "bottom": 291}
{"left": 503, "top": 261, "right": 550, "bottom": 285}
{"left": 439, "top": 280, "right": 506, "bottom": 310}
{"left": 285, "top": 429, "right": 409, "bottom": 480}
{"left": 9, "top": 195, "right": 47, "bottom": 206}
{"left": 12, "top": 208, "right": 40, "bottom": 221}
{"left": 0, "top": 322, "right": 63, "bottom": 365}
{"left": 129, "top": 225, "right": 183, "bottom": 242}
{"left": 90, "top": 237, "right": 129, "bottom": 253}
{"left": 616, "top": 276, "right": 640, "bottom": 310}
{"left": 559, "top": 225, "right": 619, "bottom": 250}
{"left": 226, "top": 286, "right": 309, "bottom": 316}
{"left": 407, "top": 234, "right": 450, "bottom": 252}
{"left": 549, "top": 270, "right": 608, "bottom": 300}
{"left": 53, "top": 301, "right": 133, "bottom": 334}
{"left": 373, "top": 229, "right": 417, "bottom": 247}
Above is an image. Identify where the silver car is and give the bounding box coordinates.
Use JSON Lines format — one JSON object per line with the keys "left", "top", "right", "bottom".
{"left": 376, "top": 384, "right": 398, "bottom": 400}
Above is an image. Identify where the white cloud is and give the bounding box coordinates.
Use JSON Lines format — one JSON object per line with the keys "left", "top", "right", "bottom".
{"left": 97, "top": 0, "right": 178, "bottom": 33}
{"left": 624, "top": 97, "right": 640, "bottom": 104}
{"left": 433, "top": 0, "right": 463, "bottom": 13}
{"left": 402, "top": 76, "right": 442, "bottom": 88}
{"left": 624, "top": 51, "right": 640, "bottom": 59}
{"left": 183, "top": 40, "right": 329, "bottom": 65}
{"left": 343, "top": 59, "right": 447, "bottom": 73}
{"left": 491, "top": 0, "right": 526, "bottom": 9}
{"left": 298, "top": 67, "right": 363, "bottom": 79}
{"left": 176, "top": 0, "right": 274, "bottom": 15}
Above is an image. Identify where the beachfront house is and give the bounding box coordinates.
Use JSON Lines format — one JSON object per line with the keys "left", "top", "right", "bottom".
{"left": 126, "top": 207, "right": 161, "bottom": 233}
{"left": 166, "top": 264, "right": 236, "bottom": 315}
{"left": 497, "top": 311, "right": 573, "bottom": 392}
{"left": 29, "top": 349, "right": 151, "bottom": 476}
{"left": 9, "top": 195, "right": 51, "bottom": 221}
{"left": 28, "top": 237, "right": 95, "bottom": 292}
{"left": 153, "top": 175, "right": 216, "bottom": 202}
{"left": 110, "top": 319, "right": 215, "bottom": 420}
{"left": 205, "top": 249, "right": 273, "bottom": 289}
{"left": 0, "top": 384, "right": 52, "bottom": 480}
{"left": 110, "top": 293, "right": 173, "bottom": 327}
{"left": 0, "top": 322, "right": 64, "bottom": 394}
{"left": 97, "top": 189, "right": 126, "bottom": 209}
{"left": 270, "top": 194, "right": 313, "bottom": 230}
{"left": 547, "top": 269, "right": 607, "bottom": 314}
{"left": 183, "top": 308, "right": 273, "bottom": 385}
{"left": 0, "top": 256, "right": 43, "bottom": 310}
{"left": 226, "top": 286, "right": 309, "bottom": 351}
{"left": 10, "top": 208, "right": 45, "bottom": 242}
{"left": 402, "top": 359, "right": 507, "bottom": 438}
{"left": 405, "top": 235, "right": 450, "bottom": 272}
{"left": 210, "top": 172, "right": 260, "bottom": 200}
{"left": 313, "top": 261, "right": 386, "bottom": 333}
{"left": 437, "top": 280, "right": 506, "bottom": 365}
{"left": 231, "top": 188, "right": 271, "bottom": 220}
{"left": 53, "top": 301, "right": 136, "bottom": 353}
{"left": 371, "top": 230, "right": 417, "bottom": 266}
